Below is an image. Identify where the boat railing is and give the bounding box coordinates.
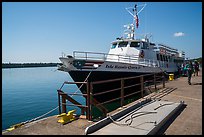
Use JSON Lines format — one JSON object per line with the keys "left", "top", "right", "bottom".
{"left": 57, "top": 72, "right": 166, "bottom": 121}
{"left": 73, "top": 51, "right": 160, "bottom": 67}
{"left": 73, "top": 51, "right": 107, "bottom": 61}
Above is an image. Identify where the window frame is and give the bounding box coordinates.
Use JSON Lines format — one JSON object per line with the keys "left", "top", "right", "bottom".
{"left": 118, "top": 41, "right": 128, "bottom": 48}
{"left": 130, "top": 41, "right": 140, "bottom": 48}
{"left": 111, "top": 43, "right": 117, "bottom": 49}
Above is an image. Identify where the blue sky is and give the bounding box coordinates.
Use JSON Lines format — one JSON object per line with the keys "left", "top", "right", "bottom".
{"left": 2, "top": 2, "right": 202, "bottom": 63}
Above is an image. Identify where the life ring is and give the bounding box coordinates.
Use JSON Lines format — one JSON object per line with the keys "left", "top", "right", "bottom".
{"left": 139, "top": 50, "right": 144, "bottom": 58}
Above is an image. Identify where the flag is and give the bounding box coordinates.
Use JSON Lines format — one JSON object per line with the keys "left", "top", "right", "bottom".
{"left": 135, "top": 15, "right": 139, "bottom": 28}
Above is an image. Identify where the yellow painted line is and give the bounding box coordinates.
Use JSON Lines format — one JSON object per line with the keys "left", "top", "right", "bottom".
{"left": 168, "top": 94, "right": 202, "bottom": 102}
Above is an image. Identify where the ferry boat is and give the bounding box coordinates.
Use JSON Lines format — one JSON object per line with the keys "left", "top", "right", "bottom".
{"left": 58, "top": 4, "right": 185, "bottom": 109}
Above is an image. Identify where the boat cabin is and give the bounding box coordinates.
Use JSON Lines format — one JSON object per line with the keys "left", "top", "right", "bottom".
{"left": 106, "top": 38, "right": 157, "bottom": 62}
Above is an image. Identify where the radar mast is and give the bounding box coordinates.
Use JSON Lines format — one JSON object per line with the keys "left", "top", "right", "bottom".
{"left": 123, "top": 3, "right": 146, "bottom": 40}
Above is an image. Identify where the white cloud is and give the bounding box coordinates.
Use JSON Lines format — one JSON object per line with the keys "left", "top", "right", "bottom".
{"left": 174, "top": 32, "right": 185, "bottom": 37}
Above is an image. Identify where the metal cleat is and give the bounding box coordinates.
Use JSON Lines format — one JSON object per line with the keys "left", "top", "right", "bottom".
{"left": 57, "top": 110, "right": 76, "bottom": 124}
{"left": 6, "top": 123, "right": 24, "bottom": 131}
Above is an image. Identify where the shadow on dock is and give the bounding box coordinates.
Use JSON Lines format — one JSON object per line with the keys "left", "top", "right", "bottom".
{"left": 156, "top": 103, "right": 187, "bottom": 135}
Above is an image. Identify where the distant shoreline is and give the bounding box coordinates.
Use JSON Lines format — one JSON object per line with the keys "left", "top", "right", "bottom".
{"left": 2, "top": 63, "right": 62, "bottom": 69}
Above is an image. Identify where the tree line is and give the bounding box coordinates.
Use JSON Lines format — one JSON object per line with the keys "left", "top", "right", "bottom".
{"left": 2, "top": 63, "right": 62, "bottom": 68}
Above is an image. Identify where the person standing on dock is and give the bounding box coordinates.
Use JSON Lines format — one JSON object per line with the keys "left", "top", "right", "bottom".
{"left": 186, "top": 61, "right": 193, "bottom": 85}
{"left": 193, "top": 60, "right": 199, "bottom": 76}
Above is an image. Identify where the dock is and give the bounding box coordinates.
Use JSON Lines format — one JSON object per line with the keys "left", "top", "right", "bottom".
{"left": 2, "top": 69, "right": 202, "bottom": 135}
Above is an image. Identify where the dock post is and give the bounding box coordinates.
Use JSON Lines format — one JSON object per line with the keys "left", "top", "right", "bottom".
{"left": 57, "top": 90, "right": 61, "bottom": 114}
{"left": 121, "top": 79, "right": 124, "bottom": 107}
{"left": 86, "top": 82, "right": 91, "bottom": 120}
{"left": 154, "top": 73, "right": 157, "bottom": 90}
{"left": 163, "top": 72, "right": 165, "bottom": 88}
{"left": 140, "top": 76, "right": 144, "bottom": 97}
{"left": 62, "top": 94, "right": 66, "bottom": 113}
{"left": 90, "top": 82, "right": 93, "bottom": 121}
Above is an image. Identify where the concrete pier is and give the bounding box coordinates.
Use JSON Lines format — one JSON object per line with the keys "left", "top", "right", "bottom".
{"left": 159, "top": 69, "right": 202, "bottom": 135}
{"left": 2, "top": 69, "right": 202, "bottom": 135}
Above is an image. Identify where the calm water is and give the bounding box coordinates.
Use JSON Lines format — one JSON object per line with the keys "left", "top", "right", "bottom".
{"left": 2, "top": 67, "right": 85, "bottom": 131}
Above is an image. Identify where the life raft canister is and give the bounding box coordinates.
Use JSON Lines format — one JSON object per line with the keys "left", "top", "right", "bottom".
{"left": 139, "top": 50, "right": 144, "bottom": 58}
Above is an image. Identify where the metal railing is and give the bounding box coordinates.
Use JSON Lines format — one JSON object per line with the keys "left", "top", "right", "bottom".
{"left": 73, "top": 51, "right": 159, "bottom": 67}
{"left": 57, "top": 72, "right": 166, "bottom": 121}
{"left": 57, "top": 81, "right": 89, "bottom": 117}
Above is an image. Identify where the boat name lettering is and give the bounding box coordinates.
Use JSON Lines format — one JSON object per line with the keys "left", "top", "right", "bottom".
{"left": 128, "top": 66, "right": 141, "bottom": 69}
{"left": 106, "top": 65, "right": 140, "bottom": 69}
{"left": 106, "top": 65, "right": 114, "bottom": 68}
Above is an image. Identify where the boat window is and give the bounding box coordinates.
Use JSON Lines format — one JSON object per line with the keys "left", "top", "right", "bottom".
{"left": 118, "top": 41, "right": 128, "bottom": 48}
{"left": 111, "top": 43, "right": 117, "bottom": 49}
{"left": 130, "top": 42, "right": 140, "bottom": 48}
{"left": 141, "top": 42, "right": 148, "bottom": 49}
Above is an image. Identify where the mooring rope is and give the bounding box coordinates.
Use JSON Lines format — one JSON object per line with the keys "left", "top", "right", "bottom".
{"left": 70, "top": 71, "right": 92, "bottom": 97}
{"left": 21, "top": 106, "right": 60, "bottom": 125}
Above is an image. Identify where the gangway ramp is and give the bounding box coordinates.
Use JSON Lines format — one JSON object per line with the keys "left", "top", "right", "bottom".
{"left": 85, "top": 99, "right": 185, "bottom": 135}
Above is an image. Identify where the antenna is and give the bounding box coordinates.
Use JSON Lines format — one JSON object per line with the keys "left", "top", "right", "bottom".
{"left": 125, "top": 3, "right": 147, "bottom": 39}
